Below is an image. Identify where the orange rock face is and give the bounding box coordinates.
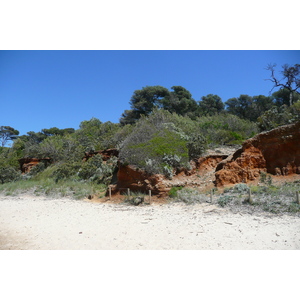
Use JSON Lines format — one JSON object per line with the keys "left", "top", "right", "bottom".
{"left": 19, "top": 158, "right": 52, "bottom": 174}
{"left": 196, "top": 155, "right": 228, "bottom": 175}
{"left": 110, "top": 164, "right": 167, "bottom": 196}
{"left": 215, "top": 122, "right": 300, "bottom": 186}
{"left": 109, "top": 155, "right": 228, "bottom": 196}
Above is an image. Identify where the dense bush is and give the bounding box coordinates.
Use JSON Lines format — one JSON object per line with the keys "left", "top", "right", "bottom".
{"left": 196, "top": 113, "right": 258, "bottom": 145}
{"left": 52, "top": 162, "right": 82, "bottom": 182}
{"left": 119, "top": 110, "right": 198, "bottom": 177}
{"left": 75, "top": 118, "right": 120, "bottom": 151}
{"left": 168, "top": 186, "right": 183, "bottom": 198}
{"left": 0, "top": 166, "right": 21, "bottom": 184}
{"left": 257, "top": 102, "right": 300, "bottom": 131}
{"left": 28, "top": 161, "right": 48, "bottom": 177}
{"left": 78, "top": 155, "right": 117, "bottom": 184}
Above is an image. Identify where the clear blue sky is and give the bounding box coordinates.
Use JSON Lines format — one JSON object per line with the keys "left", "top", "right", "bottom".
{"left": 0, "top": 50, "right": 299, "bottom": 136}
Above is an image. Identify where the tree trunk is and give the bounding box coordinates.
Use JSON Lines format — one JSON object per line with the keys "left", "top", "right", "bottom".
{"left": 289, "top": 91, "right": 293, "bottom": 106}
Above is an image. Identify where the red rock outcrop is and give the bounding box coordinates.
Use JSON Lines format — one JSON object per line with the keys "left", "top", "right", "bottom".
{"left": 215, "top": 122, "right": 300, "bottom": 186}
{"left": 19, "top": 157, "right": 52, "bottom": 174}
{"left": 109, "top": 163, "right": 168, "bottom": 196}
{"left": 109, "top": 154, "right": 229, "bottom": 196}
{"left": 196, "top": 155, "right": 228, "bottom": 175}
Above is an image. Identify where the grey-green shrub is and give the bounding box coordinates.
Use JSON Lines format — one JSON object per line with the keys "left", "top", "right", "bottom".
{"left": 174, "top": 188, "right": 207, "bottom": 204}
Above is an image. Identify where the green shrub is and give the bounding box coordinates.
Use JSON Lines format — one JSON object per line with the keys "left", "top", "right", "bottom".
{"left": 28, "top": 161, "right": 48, "bottom": 176}
{"left": 187, "top": 133, "right": 207, "bottom": 160}
{"left": 120, "top": 116, "right": 190, "bottom": 176}
{"left": 0, "top": 166, "right": 21, "bottom": 184}
{"left": 168, "top": 186, "right": 183, "bottom": 198}
{"left": 196, "top": 113, "right": 258, "bottom": 145}
{"left": 52, "top": 162, "right": 81, "bottom": 182}
{"left": 251, "top": 185, "right": 268, "bottom": 194}
{"left": 79, "top": 155, "right": 118, "bottom": 184}
{"left": 287, "top": 202, "right": 300, "bottom": 213}
{"left": 129, "top": 129, "right": 189, "bottom": 159}
{"left": 78, "top": 164, "right": 98, "bottom": 180}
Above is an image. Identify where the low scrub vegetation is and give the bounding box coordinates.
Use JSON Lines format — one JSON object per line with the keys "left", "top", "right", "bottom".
{"left": 220, "top": 181, "right": 300, "bottom": 215}
{"left": 170, "top": 187, "right": 208, "bottom": 205}
{"left": 1, "top": 79, "right": 300, "bottom": 200}
{"left": 166, "top": 181, "right": 300, "bottom": 215}
{"left": 0, "top": 177, "right": 106, "bottom": 199}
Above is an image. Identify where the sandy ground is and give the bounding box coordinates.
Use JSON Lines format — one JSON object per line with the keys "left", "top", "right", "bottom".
{"left": 1, "top": 194, "right": 300, "bottom": 250}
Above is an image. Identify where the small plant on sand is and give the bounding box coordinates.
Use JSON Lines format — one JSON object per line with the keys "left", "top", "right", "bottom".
{"left": 259, "top": 171, "right": 267, "bottom": 184}
{"left": 174, "top": 188, "right": 207, "bottom": 205}
{"left": 259, "top": 172, "right": 273, "bottom": 186}
{"left": 124, "top": 192, "right": 146, "bottom": 206}
{"left": 217, "top": 195, "right": 233, "bottom": 207}
{"left": 168, "top": 186, "right": 183, "bottom": 198}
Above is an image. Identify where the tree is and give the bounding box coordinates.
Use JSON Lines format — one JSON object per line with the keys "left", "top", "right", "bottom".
{"left": 266, "top": 63, "right": 300, "bottom": 106}
{"left": 120, "top": 109, "right": 142, "bottom": 126}
{"left": 120, "top": 86, "right": 170, "bottom": 125}
{"left": 41, "top": 127, "right": 75, "bottom": 136}
{"left": 271, "top": 88, "right": 300, "bottom": 107}
{"left": 225, "top": 94, "right": 274, "bottom": 122}
{"left": 250, "top": 95, "right": 274, "bottom": 121}
{"left": 0, "top": 126, "right": 19, "bottom": 147}
{"left": 160, "top": 86, "right": 198, "bottom": 116}
{"left": 225, "top": 94, "right": 253, "bottom": 119}
{"left": 198, "top": 94, "right": 224, "bottom": 116}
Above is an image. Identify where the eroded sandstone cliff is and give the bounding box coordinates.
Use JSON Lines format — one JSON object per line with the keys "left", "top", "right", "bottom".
{"left": 19, "top": 157, "right": 52, "bottom": 174}
{"left": 109, "top": 154, "right": 228, "bottom": 196}
{"left": 214, "top": 122, "right": 300, "bottom": 186}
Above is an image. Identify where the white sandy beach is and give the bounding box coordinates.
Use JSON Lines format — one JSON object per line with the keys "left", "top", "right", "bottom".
{"left": 1, "top": 194, "right": 300, "bottom": 250}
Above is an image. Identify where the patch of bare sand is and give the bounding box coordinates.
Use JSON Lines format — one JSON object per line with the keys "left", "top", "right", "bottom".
{"left": 0, "top": 193, "right": 299, "bottom": 250}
